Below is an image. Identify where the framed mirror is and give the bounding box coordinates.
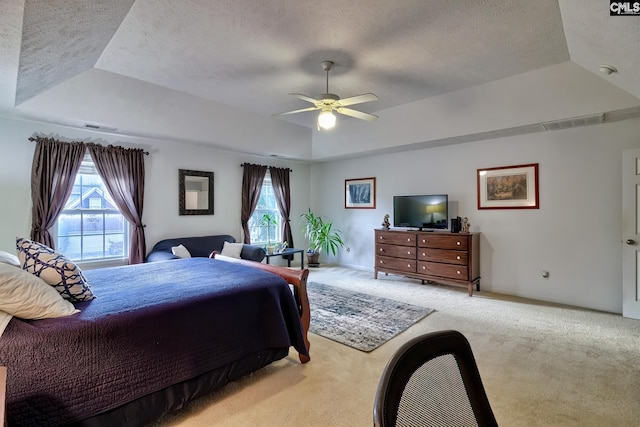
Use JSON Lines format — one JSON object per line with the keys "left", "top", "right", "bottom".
{"left": 179, "top": 169, "right": 214, "bottom": 215}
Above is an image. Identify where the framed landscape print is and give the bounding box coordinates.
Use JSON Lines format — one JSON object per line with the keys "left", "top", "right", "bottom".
{"left": 345, "top": 177, "right": 376, "bottom": 209}
{"left": 477, "top": 163, "right": 539, "bottom": 209}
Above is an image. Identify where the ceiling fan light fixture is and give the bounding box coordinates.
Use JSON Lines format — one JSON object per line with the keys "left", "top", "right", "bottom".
{"left": 274, "top": 60, "right": 378, "bottom": 128}
{"left": 318, "top": 109, "right": 336, "bottom": 129}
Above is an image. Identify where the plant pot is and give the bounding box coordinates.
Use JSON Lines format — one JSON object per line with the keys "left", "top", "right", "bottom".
{"left": 267, "top": 246, "right": 275, "bottom": 255}
{"left": 306, "top": 251, "right": 320, "bottom": 267}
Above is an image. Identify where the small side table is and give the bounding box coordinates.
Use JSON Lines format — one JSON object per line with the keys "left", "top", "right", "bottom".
{"left": 264, "top": 248, "right": 305, "bottom": 270}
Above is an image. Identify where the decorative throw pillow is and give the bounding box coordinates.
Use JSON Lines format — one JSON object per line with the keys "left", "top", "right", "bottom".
{"left": 171, "top": 244, "right": 192, "bottom": 258}
{"left": 16, "top": 237, "right": 95, "bottom": 302}
{"left": 221, "top": 241, "right": 244, "bottom": 259}
{"left": 0, "top": 263, "right": 79, "bottom": 320}
{"left": 0, "top": 250, "right": 20, "bottom": 267}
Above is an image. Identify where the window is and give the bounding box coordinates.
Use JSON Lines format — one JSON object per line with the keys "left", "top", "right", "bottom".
{"left": 55, "top": 155, "right": 129, "bottom": 262}
{"left": 248, "top": 171, "right": 281, "bottom": 246}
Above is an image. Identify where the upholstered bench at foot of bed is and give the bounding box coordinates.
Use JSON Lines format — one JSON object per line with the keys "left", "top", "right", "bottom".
{"left": 145, "top": 235, "right": 266, "bottom": 263}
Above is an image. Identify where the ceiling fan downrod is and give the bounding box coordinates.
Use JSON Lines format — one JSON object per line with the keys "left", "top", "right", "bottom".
{"left": 321, "top": 60, "right": 334, "bottom": 94}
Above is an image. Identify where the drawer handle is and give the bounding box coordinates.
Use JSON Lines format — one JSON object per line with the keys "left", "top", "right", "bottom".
{"left": 456, "top": 241, "right": 461, "bottom": 246}
{"left": 379, "top": 248, "right": 383, "bottom": 252}
{"left": 407, "top": 251, "right": 411, "bottom": 254}
{"left": 408, "top": 264, "right": 412, "bottom": 268}
{"left": 422, "top": 266, "right": 426, "bottom": 270}
{"left": 379, "top": 260, "right": 384, "bottom": 264}
{"left": 457, "top": 270, "right": 461, "bottom": 274}
{"left": 456, "top": 256, "right": 461, "bottom": 260}
{"left": 422, "top": 252, "right": 426, "bottom": 256}
{"left": 407, "top": 238, "right": 411, "bottom": 241}
{"left": 422, "top": 239, "right": 426, "bottom": 243}
{"left": 379, "top": 236, "right": 383, "bottom": 239}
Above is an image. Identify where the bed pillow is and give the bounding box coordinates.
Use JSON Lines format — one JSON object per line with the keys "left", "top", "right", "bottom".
{"left": 0, "top": 263, "right": 79, "bottom": 320}
{"left": 16, "top": 237, "right": 95, "bottom": 302}
{"left": 221, "top": 241, "right": 244, "bottom": 259}
{"left": 0, "top": 250, "right": 20, "bottom": 267}
{"left": 0, "top": 310, "right": 12, "bottom": 338}
{"left": 171, "top": 244, "right": 191, "bottom": 258}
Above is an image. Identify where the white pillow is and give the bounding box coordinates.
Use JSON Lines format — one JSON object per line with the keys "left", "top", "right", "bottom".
{"left": 221, "top": 241, "right": 244, "bottom": 259}
{"left": 171, "top": 244, "right": 192, "bottom": 258}
{"left": 0, "top": 310, "right": 12, "bottom": 338}
{"left": 0, "top": 250, "right": 20, "bottom": 267}
{"left": 16, "top": 237, "right": 95, "bottom": 302}
{"left": 0, "top": 263, "right": 79, "bottom": 320}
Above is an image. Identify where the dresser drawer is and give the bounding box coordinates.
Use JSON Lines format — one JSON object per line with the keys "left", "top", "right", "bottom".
{"left": 377, "top": 244, "right": 416, "bottom": 259}
{"left": 418, "top": 248, "right": 468, "bottom": 265}
{"left": 376, "top": 230, "right": 416, "bottom": 246}
{"left": 418, "top": 234, "right": 469, "bottom": 250}
{"left": 376, "top": 255, "right": 416, "bottom": 273}
{"left": 418, "top": 261, "right": 468, "bottom": 280}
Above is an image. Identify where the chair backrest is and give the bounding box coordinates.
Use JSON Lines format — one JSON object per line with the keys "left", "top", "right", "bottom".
{"left": 373, "top": 330, "right": 497, "bottom": 427}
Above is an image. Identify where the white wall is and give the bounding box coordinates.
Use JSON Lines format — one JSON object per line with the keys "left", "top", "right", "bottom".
{"left": 311, "top": 117, "right": 640, "bottom": 314}
{"left": 0, "top": 116, "right": 311, "bottom": 258}
{"left": 3, "top": 111, "right": 640, "bottom": 314}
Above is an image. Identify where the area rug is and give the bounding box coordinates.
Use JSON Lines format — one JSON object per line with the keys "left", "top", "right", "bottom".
{"left": 307, "top": 282, "right": 434, "bottom": 352}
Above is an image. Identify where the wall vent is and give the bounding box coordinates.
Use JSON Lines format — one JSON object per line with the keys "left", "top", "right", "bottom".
{"left": 83, "top": 123, "right": 117, "bottom": 132}
{"left": 542, "top": 113, "right": 604, "bottom": 131}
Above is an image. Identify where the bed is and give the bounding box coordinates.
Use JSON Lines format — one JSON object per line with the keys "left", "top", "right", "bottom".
{"left": 0, "top": 257, "right": 310, "bottom": 426}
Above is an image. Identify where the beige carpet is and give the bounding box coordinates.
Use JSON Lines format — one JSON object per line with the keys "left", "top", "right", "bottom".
{"left": 151, "top": 266, "right": 640, "bottom": 427}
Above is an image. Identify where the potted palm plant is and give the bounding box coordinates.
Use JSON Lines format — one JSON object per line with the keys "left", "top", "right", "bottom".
{"left": 260, "top": 213, "right": 278, "bottom": 254}
{"left": 300, "top": 208, "right": 345, "bottom": 267}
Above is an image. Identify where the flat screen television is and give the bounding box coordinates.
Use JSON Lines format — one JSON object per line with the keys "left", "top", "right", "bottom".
{"left": 393, "top": 194, "right": 449, "bottom": 230}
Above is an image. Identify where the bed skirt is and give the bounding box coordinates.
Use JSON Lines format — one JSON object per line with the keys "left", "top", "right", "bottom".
{"left": 72, "top": 347, "right": 289, "bottom": 426}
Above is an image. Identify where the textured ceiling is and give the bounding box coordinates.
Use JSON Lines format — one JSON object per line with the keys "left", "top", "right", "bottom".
{"left": 0, "top": 0, "right": 638, "bottom": 157}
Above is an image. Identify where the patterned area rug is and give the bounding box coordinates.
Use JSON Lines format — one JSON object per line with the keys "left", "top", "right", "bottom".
{"left": 307, "top": 282, "right": 434, "bottom": 352}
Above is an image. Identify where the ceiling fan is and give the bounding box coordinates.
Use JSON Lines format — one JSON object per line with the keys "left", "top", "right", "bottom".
{"left": 274, "top": 60, "right": 378, "bottom": 130}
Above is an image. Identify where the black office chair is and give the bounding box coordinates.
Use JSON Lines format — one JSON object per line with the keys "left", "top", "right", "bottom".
{"left": 373, "top": 330, "right": 498, "bottom": 427}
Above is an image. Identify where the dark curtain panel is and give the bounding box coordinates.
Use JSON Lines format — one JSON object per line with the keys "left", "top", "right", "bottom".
{"left": 270, "top": 166, "right": 294, "bottom": 248}
{"left": 30, "top": 137, "right": 86, "bottom": 248}
{"left": 88, "top": 144, "right": 146, "bottom": 264}
{"left": 241, "top": 164, "right": 268, "bottom": 243}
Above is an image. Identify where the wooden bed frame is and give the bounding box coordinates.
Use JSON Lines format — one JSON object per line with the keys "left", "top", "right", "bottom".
{"left": 210, "top": 253, "right": 311, "bottom": 363}
{"left": 0, "top": 366, "right": 6, "bottom": 427}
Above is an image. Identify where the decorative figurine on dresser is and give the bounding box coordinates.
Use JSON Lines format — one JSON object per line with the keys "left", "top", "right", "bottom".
{"left": 381, "top": 214, "right": 391, "bottom": 230}
{"left": 461, "top": 217, "right": 471, "bottom": 233}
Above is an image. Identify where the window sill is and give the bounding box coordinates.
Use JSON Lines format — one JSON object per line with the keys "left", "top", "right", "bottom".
{"left": 76, "top": 259, "right": 128, "bottom": 270}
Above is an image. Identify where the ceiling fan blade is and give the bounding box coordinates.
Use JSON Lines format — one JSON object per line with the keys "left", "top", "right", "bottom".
{"left": 272, "top": 106, "right": 320, "bottom": 117}
{"left": 335, "top": 93, "right": 378, "bottom": 107}
{"left": 336, "top": 107, "right": 378, "bottom": 121}
{"left": 289, "top": 93, "right": 320, "bottom": 104}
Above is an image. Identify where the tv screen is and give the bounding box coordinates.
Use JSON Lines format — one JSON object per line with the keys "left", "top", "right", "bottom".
{"left": 393, "top": 194, "right": 449, "bottom": 230}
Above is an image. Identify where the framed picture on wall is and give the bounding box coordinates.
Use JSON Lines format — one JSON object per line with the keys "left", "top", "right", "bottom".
{"left": 345, "top": 177, "right": 376, "bottom": 209}
{"left": 477, "top": 163, "right": 539, "bottom": 209}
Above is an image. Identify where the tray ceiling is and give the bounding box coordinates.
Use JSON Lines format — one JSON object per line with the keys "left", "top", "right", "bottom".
{"left": 0, "top": 0, "right": 638, "bottom": 158}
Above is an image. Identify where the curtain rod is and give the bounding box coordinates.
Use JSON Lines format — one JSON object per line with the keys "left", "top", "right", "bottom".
{"left": 240, "top": 163, "right": 292, "bottom": 172}
{"left": 28, "top": 137, "right": 150, "bottom": 155}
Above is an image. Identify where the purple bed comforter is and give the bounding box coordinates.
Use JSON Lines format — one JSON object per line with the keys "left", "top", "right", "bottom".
{"left": 0, "top": 258, "right": 307, "bottom": 426}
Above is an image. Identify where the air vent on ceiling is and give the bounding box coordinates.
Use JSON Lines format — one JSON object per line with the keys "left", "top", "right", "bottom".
{"left": 542, "top": 113, "right": 604, "bottom": 131}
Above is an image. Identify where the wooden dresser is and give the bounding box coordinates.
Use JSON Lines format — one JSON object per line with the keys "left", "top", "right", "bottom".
{"left": 374, "top": 229, "right": 480, "bottom": 296}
